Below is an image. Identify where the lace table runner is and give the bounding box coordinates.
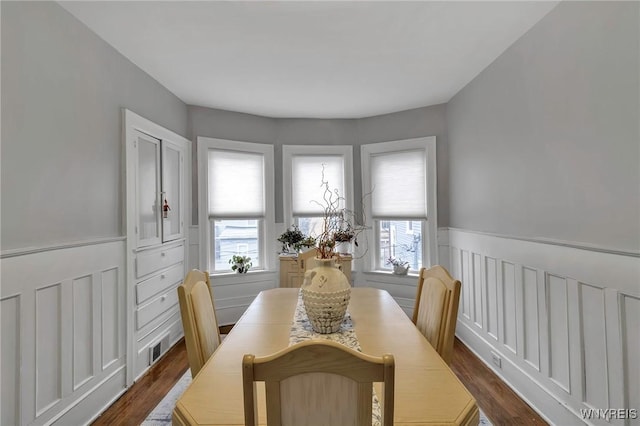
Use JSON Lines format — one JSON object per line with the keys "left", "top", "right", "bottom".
{"left": 289, "top": 290, "right": 382, "bottom": 426}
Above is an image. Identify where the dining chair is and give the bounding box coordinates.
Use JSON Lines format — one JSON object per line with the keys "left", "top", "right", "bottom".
{"left": 177, "top": 269, "right": 221, "bottom": 378}
{"left": 242, "top": 340, "right": 395, "bottom": 426}
{"left": 411, "top": 265, "right": 461, "bottom": 365}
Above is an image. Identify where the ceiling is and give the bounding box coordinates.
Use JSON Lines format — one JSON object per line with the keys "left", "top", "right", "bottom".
{"left": 59, "top": 1, "right": 558, "bottom": 119}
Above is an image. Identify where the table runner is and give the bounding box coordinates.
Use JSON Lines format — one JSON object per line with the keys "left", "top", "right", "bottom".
{"left": 289, "top": 290, "right": 383, "bottom": 426}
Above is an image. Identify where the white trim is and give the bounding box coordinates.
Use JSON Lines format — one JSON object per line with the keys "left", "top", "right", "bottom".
{"left": 123, "top": 108, "right": 191, "bottom": 385}
{"left": 447, "top": 227, "right": 639, "bottom": 258}
{"left": 0, "top": 236, "right": 126, "bottom": 259}
{"left": 360, "top": 136, "right": 437, "bottom": 271}
{"left": 282, "top": 145, "right": 354, "bottom": 228}
{"left": 197, "top": 137, "right": 276, "bottom": 272}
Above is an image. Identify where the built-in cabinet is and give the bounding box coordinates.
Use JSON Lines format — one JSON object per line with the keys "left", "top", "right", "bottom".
{"left": 124, "top": 110, "right": 190, "bottom": 383}
{"left": 279, "top": 248, "right": 352, "bottom": 288}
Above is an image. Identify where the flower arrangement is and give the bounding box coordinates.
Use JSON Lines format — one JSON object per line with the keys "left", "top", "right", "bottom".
{"left": 229, "top": 255, "right": 252, "bottom": 273}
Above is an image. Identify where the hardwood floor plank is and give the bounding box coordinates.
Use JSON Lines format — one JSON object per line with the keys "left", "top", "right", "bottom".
{"left": 450, "top": 338, "right": 548, "bottom": 425}
{"left": 91, "top": 339, "right": 189, "bottom": 426}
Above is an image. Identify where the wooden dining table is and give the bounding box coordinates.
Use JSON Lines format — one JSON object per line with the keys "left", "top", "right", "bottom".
{"left": 173, "top": 287, "right": 479, "bottom": 425}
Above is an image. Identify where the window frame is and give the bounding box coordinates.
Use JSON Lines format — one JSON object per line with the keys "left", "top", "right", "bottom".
{"left": 282, "top": 145, "right": 354, "bottom": 233}
{"left": 361, "top": 137, "right": 437, "bottom": 273}
{"left": 198, "top": 137, "right": 275, "bottom": 274}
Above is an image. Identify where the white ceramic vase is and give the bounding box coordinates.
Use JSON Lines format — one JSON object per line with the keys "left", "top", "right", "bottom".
{"left": 301, "top": 257, "right": 351, "bottom": 333}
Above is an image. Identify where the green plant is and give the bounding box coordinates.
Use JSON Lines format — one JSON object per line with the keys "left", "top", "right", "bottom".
{"left": 229, "top": 255, "right": 252, "bottom": 273}
{"left": 277, "top": 225, "right": 316, "bottom": 252}
{"left": 386, "top": 256, "right": 409, "bottom": 267}
{"left": 297, "top": 235, "right": 317, "bottom": 250}
{"left": 333, "top": 225, "right": 355, "bottom": 243}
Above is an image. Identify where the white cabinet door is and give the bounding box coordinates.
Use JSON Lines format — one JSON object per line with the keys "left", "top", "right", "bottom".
{"left": 135, "top": 131, "right": 162, "bottom": 247}
{"left": 161, "top": 140, "right": 184, "bottom": 242}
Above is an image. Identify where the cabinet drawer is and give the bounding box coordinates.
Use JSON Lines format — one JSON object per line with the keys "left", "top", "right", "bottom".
{"left": 136, "top": 262, "right": 184, "bottom": 305}
{"left": 136, "top": 286, "right": 179, "bottom": 330}
{"left": 136, "top": 244, "right": 184, "bottom": 278}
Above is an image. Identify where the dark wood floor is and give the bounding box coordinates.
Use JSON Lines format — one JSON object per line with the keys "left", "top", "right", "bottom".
{"left": 450, "top": 339, "right": 547, "bottom": 425}
{"left": 92, "top": 333, "right": 547, "bottom": 425}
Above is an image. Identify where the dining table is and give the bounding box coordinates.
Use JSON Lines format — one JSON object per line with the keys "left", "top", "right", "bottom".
{"left": 173, "top": 287, "right": 479, "bottom": 425}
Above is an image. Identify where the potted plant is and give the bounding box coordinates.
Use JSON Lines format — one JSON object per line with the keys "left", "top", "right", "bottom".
{"left": 332, "top": 225, "right": 355, "bottom": 254}
{"left": 277, "top": 225, "right": 311, "bottom": 253}
{"left": 386, "top": 256, "right": 410, "bottom": 275}
{"left": 229, "top": 255, "right": 252, "bottom": 273}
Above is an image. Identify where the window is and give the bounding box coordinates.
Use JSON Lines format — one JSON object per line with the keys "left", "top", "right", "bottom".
{"left": 198, "top": 138, "right": 274, "bottom": 273}
{"left": 361, "top": 137, "right": 437, "bottom": 272}
{"left": 283, "top": 146, "right": 353, "bottom": 238}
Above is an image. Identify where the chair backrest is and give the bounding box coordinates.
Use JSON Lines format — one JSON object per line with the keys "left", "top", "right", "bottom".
{"left": 411, "top": 265, "right": 461, "bottom": 365}
{"left": 242, "top": 340, "right": 395, "bottom": 426}
{"left": 177, "top": 269, "right": 221, "bottom": 378}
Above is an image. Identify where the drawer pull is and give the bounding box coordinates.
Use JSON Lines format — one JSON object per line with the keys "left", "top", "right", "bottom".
{"left": 161, "top": 252, "right": 166, "bottom": 257}
{"left": 161, "top": 294, "right": 167, "bottom": 301}
{"left": 160, "top": 274, "right": 166, "bottom": 279}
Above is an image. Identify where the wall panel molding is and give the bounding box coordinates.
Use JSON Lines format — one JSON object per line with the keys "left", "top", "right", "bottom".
{"left": 0, "top": 240, "right": 126, "bottom": 425}
{"left": 444, "top": 228, "right": 640, "bottom": 426}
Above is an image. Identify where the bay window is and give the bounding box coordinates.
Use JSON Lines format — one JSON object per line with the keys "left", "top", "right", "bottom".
{"left": 361, "top": 137, "right": 437, "bottom": 272}
{"left": 198, "top": 137, "right": 274, "bottom": 273}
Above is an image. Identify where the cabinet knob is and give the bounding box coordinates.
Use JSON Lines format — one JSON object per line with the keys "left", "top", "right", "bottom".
{"left": 160, "top": 274, "right": 166, "bottom": 279}
{"left": 161, "top": 252, "right": 166, "bottom": 257}
{"left": 161, "top": 294, "right": 167, "bottom": 301}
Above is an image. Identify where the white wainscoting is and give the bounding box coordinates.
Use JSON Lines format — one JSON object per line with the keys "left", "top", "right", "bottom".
{"left": 444, "top": 228, "right": 639, "bottom": 426}
{"left": 188, "top": 226, "right": 200, "bottom": 272}
{"left": 355, "top": 272, "right": 418, "bottom": 317}
{"left": 1, "top": 239, "right": 127, "bottom": 426}
{"left": 211, "top": 272, "right": 278, "bottom": 325}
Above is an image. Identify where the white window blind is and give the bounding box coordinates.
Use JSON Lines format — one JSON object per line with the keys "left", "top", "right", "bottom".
{"left": 208, "top": 149, "right": 265, "bottom": 218}
{"left": 292, "top": 155, "right": 345, "bottom": 216}
{"left": 370, "top": 149, "right": 427, "bottom": 219}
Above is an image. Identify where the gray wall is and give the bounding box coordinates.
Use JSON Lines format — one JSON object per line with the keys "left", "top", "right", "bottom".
{"left": 358, "top": 105, "right": 449, "bottom": 227}
{"left": 1, "top": 1, "right": 189, "bottom": 250}
{"left": 447, "top": 1, "right": 639, "bottom": 252}
{"left": 188, "top": 105, "right": 447, "bottom": 225}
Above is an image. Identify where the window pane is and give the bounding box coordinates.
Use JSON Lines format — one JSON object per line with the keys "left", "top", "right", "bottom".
{"left": 378, "top": 220, "right": 422, "bottom": 271}
{"left": 211, "top": 219, "right": 260, "bottom": 271}
{"left": 295, "top": 217, "right": 324, "bottom": 238}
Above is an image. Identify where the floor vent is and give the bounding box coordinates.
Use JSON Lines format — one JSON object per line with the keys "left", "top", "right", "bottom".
{"left": 149, "top": 333, "right": 170, "bottom": 366}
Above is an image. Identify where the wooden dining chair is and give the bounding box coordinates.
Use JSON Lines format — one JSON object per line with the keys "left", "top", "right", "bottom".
{"left": 242, "top": 340, "right": 395, "bottom": 426}
{"left": 411, "top": 265, "right": 461, "bottom": 365}
{"left": 177, "top": 269, "right": 221, "bottom": 378}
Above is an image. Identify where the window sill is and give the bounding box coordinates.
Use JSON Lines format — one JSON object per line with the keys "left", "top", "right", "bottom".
{"left": 210, "top": 269, "right": 275, "bottom": 278}
{"left": 358, "top": 270, "right": 419, "bottom": 286}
